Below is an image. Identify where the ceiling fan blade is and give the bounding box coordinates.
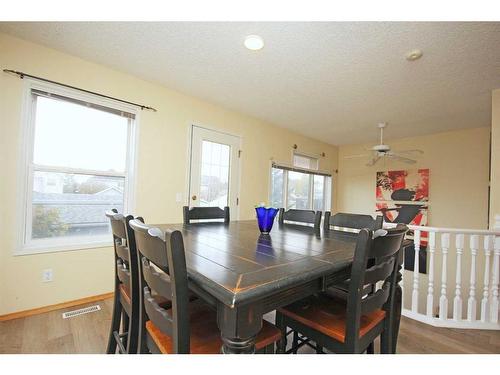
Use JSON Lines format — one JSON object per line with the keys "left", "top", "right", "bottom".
{"left": 366, "top": 156, "right": 381, "bottom": 167}
{"left": 394, "top": 149, "right": 424, "bottom": 155}
{"left": 387, "top": 153, "right": 417, "bottom": 164}
{"left": 343, "top": 153, "right": 369, "bottom": 159}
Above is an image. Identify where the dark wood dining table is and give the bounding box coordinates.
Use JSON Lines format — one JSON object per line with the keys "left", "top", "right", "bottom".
{"left": 155, "top": 220, "right": 402, "bottom": 354}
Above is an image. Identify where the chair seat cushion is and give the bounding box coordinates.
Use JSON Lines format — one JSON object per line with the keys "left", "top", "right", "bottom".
{"left": 146, "top": 300, "right": 281, "bottom": 354}
{"left": 278, "top": 294, "right": 385, "bottom": 343}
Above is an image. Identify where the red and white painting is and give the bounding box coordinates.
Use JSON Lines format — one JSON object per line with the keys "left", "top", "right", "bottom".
{"left": 375, "top": 169, "right": 429, "bottom": 227}
{"left": 376, "top": 169, "right": 430, "bottom": 274}
{"left": 375, "top": 201, "right": 428, "bottom": 227}
{"left": 376, "top": 169, "right": 429, "bottom": 202}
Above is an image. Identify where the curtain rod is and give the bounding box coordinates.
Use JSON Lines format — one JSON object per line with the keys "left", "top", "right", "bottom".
{"left": 3, "top": 69, "right": 157, "bottom": 112}
{"left": 271, "top": 161, "right": 332, "bottom": 177}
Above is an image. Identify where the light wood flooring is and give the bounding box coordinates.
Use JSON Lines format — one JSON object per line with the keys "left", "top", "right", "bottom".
{"left": 1, "top": 297, "right": 499, "bottom": 354}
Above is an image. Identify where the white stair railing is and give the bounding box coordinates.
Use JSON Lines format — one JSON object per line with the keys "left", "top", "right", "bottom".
{"left": 426, "top": 232, "right": 435, "bottom": 317}
{"left": 480, "top": 236, "right": 492, "bottom": 322}
{"left": 467, "top": 235, "right": 478, "bottom": 322}
{"left": 385, "top": 222, "right": 500, "bottom": 330}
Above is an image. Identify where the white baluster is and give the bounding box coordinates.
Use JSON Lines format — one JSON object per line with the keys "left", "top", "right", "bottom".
{"left": 467, "top": 235, "right": 479, "bottom": 321}
{"left": 490, "top": 236, "right": 500, "bottom": 323}
{"left": 453, "top": 234, "right": 464, "bottom": 320}
{"left": 412, "top": 230, "right": 421, "bottom": 313}
{"left": 480, "top": 236, "right": 492, "bottom": 322}
{"left": 426, "top": 232, "right": 436, "bottom": 317}
{"left": 439, "top": 233, "right": 450, "bottom": 320}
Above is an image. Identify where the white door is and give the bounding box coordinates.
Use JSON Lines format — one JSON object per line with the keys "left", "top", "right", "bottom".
{"left": 189, "top": 125, "right": 241, "bottom": 219}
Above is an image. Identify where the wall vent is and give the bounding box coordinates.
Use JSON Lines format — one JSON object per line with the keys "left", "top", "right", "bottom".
{"left": 62, "top": 305, "right": 101, "bottom": 319}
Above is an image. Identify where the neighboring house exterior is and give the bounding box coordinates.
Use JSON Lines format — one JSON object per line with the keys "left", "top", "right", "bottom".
{"left": 32, "top": 185, "right": 123, "bottom": 238}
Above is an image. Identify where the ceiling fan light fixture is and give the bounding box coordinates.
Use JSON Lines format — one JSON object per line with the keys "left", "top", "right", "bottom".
{"left": 344, "top": 123, "right": 423, "bottom": 166}
{"left": 372, "top": 144, "right": 390, "bottom": 152}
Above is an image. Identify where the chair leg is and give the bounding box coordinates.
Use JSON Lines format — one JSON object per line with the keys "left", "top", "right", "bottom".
{"left": 380, "top": 329, "right": 392, "bottom": 354}
{"left": 292, "top": 331, "right": 299, "bottom": 354}
{"left": 126, "top": 309, "right": 139, "bottom": 354}
{"left": 391, "top": 286, "right": 403, "bottom": 354}
{"left": 121, "top": 312, "right": 129, "bottom": 335}
{"left": 275, "top": 312, "right": 287, "bottom": 354}
{"left": 316, "top": 344, "right": 324, "bottom": 354}
{"left": 106, "top": 291, "right": 122, "bottom": 354}
{"left": 366, "top": 342, "right": 374, "bottom": 354}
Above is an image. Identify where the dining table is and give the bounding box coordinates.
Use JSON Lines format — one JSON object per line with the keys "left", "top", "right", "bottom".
{"left": 155, "top": 220, "right": 403, "bottom": 354}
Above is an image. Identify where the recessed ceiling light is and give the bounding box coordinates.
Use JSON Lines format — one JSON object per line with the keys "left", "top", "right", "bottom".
{"left": 406, "top": 49, "right": 423, "bottom": 61}
{"left": 244, "top": 35, "right": 264, "bottom": 51}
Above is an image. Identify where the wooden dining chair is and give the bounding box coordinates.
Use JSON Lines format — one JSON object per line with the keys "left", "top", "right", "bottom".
{"left": 183, "top": 206, "right": 230, "bottom": 224}
{"left": 105, "top": 209, "right": 143, "bottom": 354}
{"left": 324, "top": 212, "right": 384, "bottom": 232}
{"left": 129, "top": 219, "right": 282, "bottom": 354}
{"left": 278, "top": 208, "right": 322, "bottom": 232}
{"left": 276, "top": 225, "right": 407, "bottom": 354}
{"left": 323, "top": 212, "right": 385, "bottom": 301}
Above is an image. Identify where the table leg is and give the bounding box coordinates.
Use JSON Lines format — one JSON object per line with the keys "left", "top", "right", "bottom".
{"left": 221, "top": 335, "right": 257, "bottom": 354}
{"left": 217, "top": 303, "right": 263, "bottom": 354}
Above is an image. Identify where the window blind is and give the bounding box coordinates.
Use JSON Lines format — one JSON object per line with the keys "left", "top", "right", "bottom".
{"left": 32, "top": 89, "right": 136, "bottom": 119}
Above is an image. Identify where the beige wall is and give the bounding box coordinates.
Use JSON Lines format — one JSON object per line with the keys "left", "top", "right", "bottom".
{"left": 490, "top": 89, "right": 500, "bottom": 228}
{"left": 337, "top": 127, "right": 490, "bottom": 229}
{"left": 0, "top": 33, "right": 338, "bottom": 315}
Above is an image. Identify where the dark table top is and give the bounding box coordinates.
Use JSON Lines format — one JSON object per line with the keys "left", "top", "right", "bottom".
{"left": 155, "top": 220, "right": 358, "bottom": 308}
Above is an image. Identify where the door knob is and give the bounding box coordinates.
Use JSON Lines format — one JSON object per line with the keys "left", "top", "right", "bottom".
{"left": 192, "top": 195, "right": 197, "bottom": 201}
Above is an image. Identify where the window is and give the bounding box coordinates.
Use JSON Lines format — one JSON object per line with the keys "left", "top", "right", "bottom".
{"left": 19, "top": 82, "right": 137, "bottom": 254}
{"left": 293, "top": 153, "right": 318, "bottom": 170}
{"left": 200, "top": 140, "right": 230, "bottom": 207}
{"left": 270, "top": 156, "right": 332, "bottom": 212}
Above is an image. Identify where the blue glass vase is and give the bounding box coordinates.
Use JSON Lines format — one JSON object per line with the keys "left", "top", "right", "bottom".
{"left": 255, "top": 207, "right": 279, "bottom": 234}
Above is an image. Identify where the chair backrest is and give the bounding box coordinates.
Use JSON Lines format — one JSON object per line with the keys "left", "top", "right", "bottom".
{"left": 183, "top": 206, "right": 230, "bottom": 224}
{"left": 278, "top": 208, "right": 322, "bottom": 231}
{"left": 324, "top": 212, "right": 383, "bottom": 232}
{"left": 129, "top": 219, "right": 190, "bottom": 354}
{"left": 105, "top": 209, "right": 143, "bottom": 305}
{"left": 345, "top": 224, "right": 407, "bottom": 347}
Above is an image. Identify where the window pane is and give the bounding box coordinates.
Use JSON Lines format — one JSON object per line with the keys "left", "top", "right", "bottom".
{"left": 199, "top": 140, "right": 230, "bottom": 207}
{"left": 31, "top": 171, "right": 124, "bottom": 240}
{"left": 293, "top": 153, "right": 318, "bottom": 170}
{"left": 33, "top": 96, "right": 129, "bottom": 173}
{"left": 270, "top": 168, "right": 284, "bottom": 208}
{"left": 313, "top": 175, "right": 325, "bottom": 211}
{"left": 287, "top": 171, "right": 311, "bottom": 209}
{"left": 324, "top": 176, "right": 332, "bottom": 211}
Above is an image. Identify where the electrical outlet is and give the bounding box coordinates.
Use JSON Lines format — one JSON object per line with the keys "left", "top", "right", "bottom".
{"left": 42, "top": 268, "right": 53, "bottom": 282}
{"left": 175, "top": 192, "right": 183, "bottom": 203}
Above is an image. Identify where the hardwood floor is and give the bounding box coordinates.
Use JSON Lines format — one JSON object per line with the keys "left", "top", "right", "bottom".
{"left": 1, "top": 297, "right": 498, "bottom": 354}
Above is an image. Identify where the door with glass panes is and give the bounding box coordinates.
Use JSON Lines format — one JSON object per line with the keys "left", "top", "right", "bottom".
{"left": 189, "top": 126, "right": 240, "bottom": 218}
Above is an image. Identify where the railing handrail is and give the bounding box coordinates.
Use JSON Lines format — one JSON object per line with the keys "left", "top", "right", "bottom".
{"left": 383, "top": 220, "right": 500, "bottom": 329}
{"left": 384, "top": 223, "right": 500, "bottom": 236}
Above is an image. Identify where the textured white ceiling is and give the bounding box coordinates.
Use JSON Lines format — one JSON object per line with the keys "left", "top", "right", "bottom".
{"left": 1, "top": 22, "right": 500, "bottom": 145}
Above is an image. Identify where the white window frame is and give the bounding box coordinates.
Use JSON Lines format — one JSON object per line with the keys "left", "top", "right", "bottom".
{"left": 269, "top": 161, "right": 332, "bottom": 212}
{"left": 16, "top": 79, "right": 140, "bottom": 256}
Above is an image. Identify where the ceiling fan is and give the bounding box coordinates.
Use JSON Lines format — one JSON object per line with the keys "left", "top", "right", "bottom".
{"left": 344, "top": 123, "right": 423, "bottom": 166}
